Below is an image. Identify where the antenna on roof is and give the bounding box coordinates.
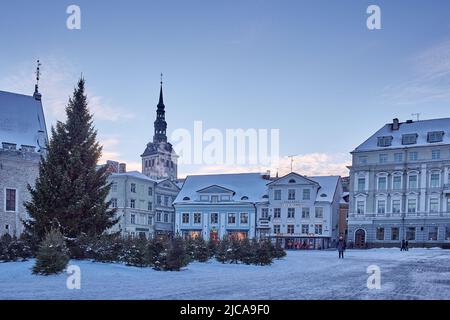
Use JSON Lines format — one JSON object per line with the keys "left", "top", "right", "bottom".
{"left": 33, "top": 59, "right": 42, "bottom": 101}
{"left": 411, "top": 113, "right": 420, "bottom": 121}
{"left": 288, "top": 155, "right": 296, "bottom": 173}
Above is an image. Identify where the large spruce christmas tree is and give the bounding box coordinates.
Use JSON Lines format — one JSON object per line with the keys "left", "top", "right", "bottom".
{"left": 24, "top": 78, "right": 118, "bottom": 243}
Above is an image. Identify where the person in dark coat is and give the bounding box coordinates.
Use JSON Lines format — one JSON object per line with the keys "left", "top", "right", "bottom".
{"left": 401, "top": 239, "right": 406, "bottom": 251}
{"left": 405, "top": 240, "right": 409, "bottom": 251}
{"left": 337, "top": 236, "right": 346, "bottom": 259}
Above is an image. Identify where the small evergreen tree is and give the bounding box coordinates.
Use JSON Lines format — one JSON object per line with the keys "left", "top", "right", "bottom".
{"left": 229, "top": 238, "right": 242, "bottom": 264}
{"left": 91, "top": 234, "right": 123, "bottom": 263}
{"left": 215, "top": 237, "right": 230, "bottom": 263}
{"left": 272, "top": 240, "right": 286, "bottom": 259}
{"left": 207, "top": 238, "right": 218, "bottom": 258}
{"left": 239, "top": 238, "right": 254, "bottom": 265}
{"left": 147, "top": 236, "right": 166, "bottom": 267}
{"left": 33, "top": 229, "right": 69, "bottom": 275}
{"left": 0, "top": 234, "right": 12, "bottom": 261}
{"left": 184, "top": 238, "right": 196, "bottom": 263}
{"left": 255, "top": 239, "right": 273, "bottom": 266}
{"left": 120, "top": 236, "right": 149, "bottom": 267}
{"left": 194, "top": 238, "right": 210, "bottom": 262}
{"left": 165, "top": 236, "right": 187, "bottom": 271}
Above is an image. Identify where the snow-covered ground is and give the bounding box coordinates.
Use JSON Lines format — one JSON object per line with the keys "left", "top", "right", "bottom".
{"left": 0, "top": 248, "right": 449, "bottom": 300}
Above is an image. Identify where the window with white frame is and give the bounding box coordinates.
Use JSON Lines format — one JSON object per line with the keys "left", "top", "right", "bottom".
{"left": 432, "top": 149, "right": 441, "bottom": 160}
{"left": 210, "top": 213, "right": 218, "bottom": 224}
{"left": 377, "top": 200, "right": 386, "bottom": 214}
{"left": 379, "top": 154, "right": 388, "bottom": 164}
{"left": 111, "top": 182, "right": 118, "bottom": 192}
{"left": 193, "top": 213, "right": 201, "bottom": 224}
{"left": 228, "top": 213, "right": 236, "bottom": 224}
{"left": 110, "top": 198, "right": 117, "bottom": 208}
{"left": 261, "top": 208, "right": 269, "bottom": 219}
{"left": 200, "top": 195, "right": 209, "bottom": 201}
{"left": 430, "top": 198, "right": 439, "bottom": 213}
{"left": 148, "top": 201, "right": 152, "bottom": 211}
{"left": 220, "top": 195, "right": 230, "bottom": 201}
{"left": 359, "top": 156, "right": 367, "bottom": 165}
{"left": 428, "top": 226, "right": 438, "bottom": 241}
{"left": 391, "top": 227, "right": 399, "bottom": 240}
{"left": 302, "top": 189, "right": 311, "bottom": 200}
{"left": 430, "top": 173, "right": 440, "bottom": 188}
{"left": 288, "top": 189, "right": 296, "bottom": 200}
{"left": 301, "top": 207, "right": 310, "bottom": 218}
{"left": 315, "top": 207, "right": 323, "bottom": 218}
{"left": 148, "top": 186, "right": 153, "bottom": 196}
{"left": 130, "top": 183, "right": 136, "bottom": 193}
{"left": 164, "top": 213, "right": 169, "bottom": 223}
{"left": 408, "top": 175, "right": 418, "bottom": 189}
{"left": 407, "top": 199, "right": 417, "bottom": 213}
{"left": 376, "top": 227, "right": 385, "bottom": 240}
{"left": 240, "top": 212, "right": 249, "bottom": 224}
{"left": 378, "top": 176, "right": 387, "bottom": 190}
{"left": 182, "top": 213, "right": 190, "bottom": 224}
{"left": 287, "top": 225, "right": 295, "bottom": 234}
{"left": 130, "top": 199, "right": 136, "bottom": 208}
{"left": 274, "top": 190, "right": 281, "bottom": 200}
{"left": 406, "top": 227, "right": 416, "bottom": 240}
{"left": 148, "top": 215, "right": 153, "bottom": 225}
{"left": 130, "top": 214, "right": 136, "bottom": 224}
{"left": 274, "top": 208, "right": 281, "bottom": 218}
{"left": 273, "top": 225, "right": 281, "bottom": 234}
{"left": 211, "top": 195, "right": 219, "bottom": 202}
{"left": 315, "top": 224, "right": 322, "bottom": 235}
{"left": 394, "top": 153, "right": 403, "bottom": 162}
{"left": 409, "top": 152, "right": 418, "bottom": 161}
{"left": 301, "top": 224, "right": 309, "bottom": 234}
{"left": 357, "top": 178, "right": 365, "bottom": 191}
{"left": 356, "top": 200, "right": 365, "bottom": 214}
{"left": 392, "top": 199, "right": 401, "bottom": 214}
{"left": 393, "top": 175, "right": 402, "bottom": 189}
{"left": 5, "top": 189, "right": 16, "bottom": 212}
{"left": 287, "top": 208, "right": 295, "bottom": 218}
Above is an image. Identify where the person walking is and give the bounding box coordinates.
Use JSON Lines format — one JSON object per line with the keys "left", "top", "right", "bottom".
{"left": 401, "top": 239, "right": 406, "bottom": 251}
{"left": 337, "top": 236, "right": 346, "bottom": 259}
{"left": 405, "top": 240, "right": 409, "bottom": 251}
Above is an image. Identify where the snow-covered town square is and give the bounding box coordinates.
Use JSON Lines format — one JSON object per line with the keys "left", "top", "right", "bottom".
{"left": 0, "top": 248, "right": 449, "bottom": 300}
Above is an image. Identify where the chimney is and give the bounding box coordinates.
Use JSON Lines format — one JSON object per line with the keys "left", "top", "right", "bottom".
{"left": 392, "top": 118, "right": 400, "bottom": 131}
{"left": 261, "top": 170, "right": 271, "bottom": 180}
{"left": 119, "top": 163, "right": 127, "bottom": 173}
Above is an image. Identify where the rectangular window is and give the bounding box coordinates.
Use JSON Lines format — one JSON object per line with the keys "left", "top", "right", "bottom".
{"left": 164, "top": 213, "right": 169, "bottom": 223}
{"left": 130, "top": 183, "right": 136, "bottom": 193}
{"left": 287, "top": 225, "right": 295, "bottom": 234}
{"left": 357, "top": 201, "right": 365, "bottom": 214}
{"left": 402, "top": 134, "right": 417, "bottom": 145}
{"left": 287, "top": 208, "right": 295, "bottom": 218}
{"left": 430, "top": 173, "right": 440, "bottom": 188}
{"left": 240, "top": 212, "right": 249, "bottom": 224}
{"left": 228, "top": 213, "right": 236, "bottom": 224}
{"left": 157, "top": 195, "right": 162, "bottom": 205}
{"left": 301, "top": 207, "right": 310, "bottom": 219}
{"left": 274, "top": 208, "right": 281, "bottom": 218}
{"left": 315, "top": 207, "right": 323, "bottom": 218}
{"left": 148, "top": 202, "right": 152, "bottom": 211}
{"left": 164, "top": 196, "right": 169, "bottom": 206}
{"left": 314, "top": 224, "right": 322, "bottom": 235}
{"left": 394, "top": 153, "right": 403, "bottom": 162}
{"left": 273, "top": 225, "right": 281, "bottom": 234}
{"left": 200, "top": 195, "right": 209, "bottom": 201}
{"left": 301, "top": 224, "right": 309, "bottom": 234}
{"left": 111, "top": 198, "right": 118, "bottom": 208}
{"left": 182, "top": 213, "right": 190, "bottom": 224}
{"left": 211, "top": 195, "right": 219, "bottom": 203}
{"left": 377, "top": 200, "right": 386, "bottom": 214}
{"left": 430, "top": 198, "right": 439, "bottom": 213}
{"left": 148, "top": 215, "right": 153, "bottom": 225}
{"left": 148, "top": 187, "right": 153, "bottom": 196}
{"left": 391, "top": 227, "right": 399, "bottom": 241}
{"left": 406, "top": 227, "right": 416, "bottom": 241}
{"left": 392, "top": 199, "right": 401, "bottom": 214}
{"left": 130, "top": 214, "right": 136, "bottom": 224}
{"left": 409, "top": 175, "right": 418, "bottom": 189}
{"left": 378, "top": 177, "right": 387, "bottom": 190}
{"left": 274, "top": 190, "right": 281, "bottom": 200}
{"left": 261, "top": 208, "right": 269, "bottom": 219}
{"left": 194, "top": 213, "right": 201, "bottom": 224}
{"left": 359, "top": 156, "right": 367, "bottom": 165}
{"left": 407, "top": 199, "right": 417, "bottom": 213}
{"left": 210, "top": 213, "right": 218, "bottom": 224}
{"left": 428, "top": 226, "right": 438, "bottom": 241}
{"left": 376, "top": 227, "right": 385, "bottom": 240}
{"left": 377, "top": 136, "right": 393, "bottom": 147}
{"left": 156, "top": 211, "right": 161, "bottom": 222}
{"left": 428, "top": 131, "right": 444, "bottom": 143}
{"left": 393, "top": 175, "right": 402, "bottom": 189}
{"left": 111, "top": 182, "right": 118, "bottom": 192}
{"left": 379, "top": 154, "right": 388, "bottom": 164}
{"left": 302, "top": 189, "right": 311, "bottom": 200}
{"left": 409, "top": 152, "right": 418, "bottom": 161}
{"left": 446, "top": 226, "right": 450, "bottom": 240}
{"left": 432, "top": 149, "right": 441, "bottom": 160}
{"left": 288, "top": 189, "right": 296, "bottom": 200}
{"left": 357, "top": 178, "right": 365, "bottom": 191}
{"left": 130, "top": 199, "right": 136, "bottom": 208}
{"left": 220, "top": 195, "right": 230, "bottom": 201}
{"left": 5, "top": 189, "right": 16, "bottom": 211}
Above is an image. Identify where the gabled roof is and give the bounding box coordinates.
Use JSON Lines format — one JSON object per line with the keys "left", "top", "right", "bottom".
{"left": 267, "top": 172, "right": 320, "bottom": 187}
{"left": 353, "top": 118, "right": 450, "bottom": 152}
{"left": 196, "top": 185, "right": 235, "bottom": 194}
{"left": 0, "top": 90, "right": 48, "bottom": 151}
{"left": 156, "top": 178, "right": 181, "bottom": 191}
{"left": 109, "top": 170, "right": 158, "bottom": 183}
{"left": 174, "top": 173, "right": 268, "bottom": 204}
{"left": 308, "top": 175, "right": 341, "bottom": 202}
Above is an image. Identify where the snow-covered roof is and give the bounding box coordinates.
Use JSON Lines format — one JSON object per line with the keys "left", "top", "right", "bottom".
{"left": 0, "top": 90, "right": 48, "bottom": 151}
{"left": 353, "top": 118, "right": 450, "bottom": 152}
{"left": 110, "top": 170, "right": 158, "bottom": 183}
{"left": 174, "top": 173, "right": 269, "bottom": 204}
{"left": 307, "top": 175, "right": 340, "bottom": 202}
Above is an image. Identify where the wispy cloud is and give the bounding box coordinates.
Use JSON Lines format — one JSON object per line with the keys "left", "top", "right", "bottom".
{"left": 179, "top": 152, "right": 350, "bottom": 178}
{"left": 383, "top": 39, "right": 450, "bottom": 105}
{"left": 0, "top": 55, "right": 135, "bottom": 123}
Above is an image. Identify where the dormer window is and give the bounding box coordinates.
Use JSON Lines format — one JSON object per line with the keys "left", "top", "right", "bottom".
{"left": 241, "top": 196, "right": 249, "bottom": 200}
{"left": 183, "top": 196, "right": 190, "bottom": 201}
{"left": 220, "top": 195, "right": 231, "bottom": 201}
{"left": 427, "top": 131, "right": 444, "bottom": 143}
{"left": 211, "top": 195, "right": 219, "bottom": 202}
{"left": 377, "top": 136, "right": 393, "bottom": 147}
{"left": 2, "top": 142, "right": 16, "bottom": 150}
{"left": 200, "top": 195, "right": 209, "bottom": 201}
{"left": 288, "top": 179, "right": 296, "bottom": 183}
{"left": 402, "top": 134, "right": 418, "bottom": 145}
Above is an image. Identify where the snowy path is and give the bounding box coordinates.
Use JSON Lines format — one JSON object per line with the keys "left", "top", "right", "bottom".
{"left": 0, "top": 248, "right": 449, "bottom": 300}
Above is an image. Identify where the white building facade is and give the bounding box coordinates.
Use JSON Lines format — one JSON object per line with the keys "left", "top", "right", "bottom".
{"left": 348, "top": 118, "right": 450, "bottom": 248}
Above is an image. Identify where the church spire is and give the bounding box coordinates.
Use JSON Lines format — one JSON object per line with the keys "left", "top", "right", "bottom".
{"left": 33, "top": 59, "right": 42, "bottom": 101}
{"left": 153, "top": 73, "right": 167, "bottom": 143}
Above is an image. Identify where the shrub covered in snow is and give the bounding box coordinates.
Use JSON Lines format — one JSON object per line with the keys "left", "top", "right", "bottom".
{"left": 0, "top": 234, "right": 32, "bottom": 262}
{"left": 32, "top": 229, "right": 69, "bottom": 275}
{"left": 120, "top": 235, "right": 149, "bottom": 267}
{"left": 91, "top": 234, "right": 123, "bottom": 263}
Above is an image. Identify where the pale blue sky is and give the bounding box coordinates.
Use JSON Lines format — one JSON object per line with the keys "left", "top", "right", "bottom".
{"left": 1, "top": 0, "right": 450, "bottom": 177}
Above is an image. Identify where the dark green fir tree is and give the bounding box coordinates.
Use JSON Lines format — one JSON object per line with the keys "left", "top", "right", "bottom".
{"left": 33, "top": 228, "right": 70, "bottom": 275}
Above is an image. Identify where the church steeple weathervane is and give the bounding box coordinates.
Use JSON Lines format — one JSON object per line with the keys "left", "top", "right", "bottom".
{"left": 33, "top": 59, "right": 42, "bottom": 101}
